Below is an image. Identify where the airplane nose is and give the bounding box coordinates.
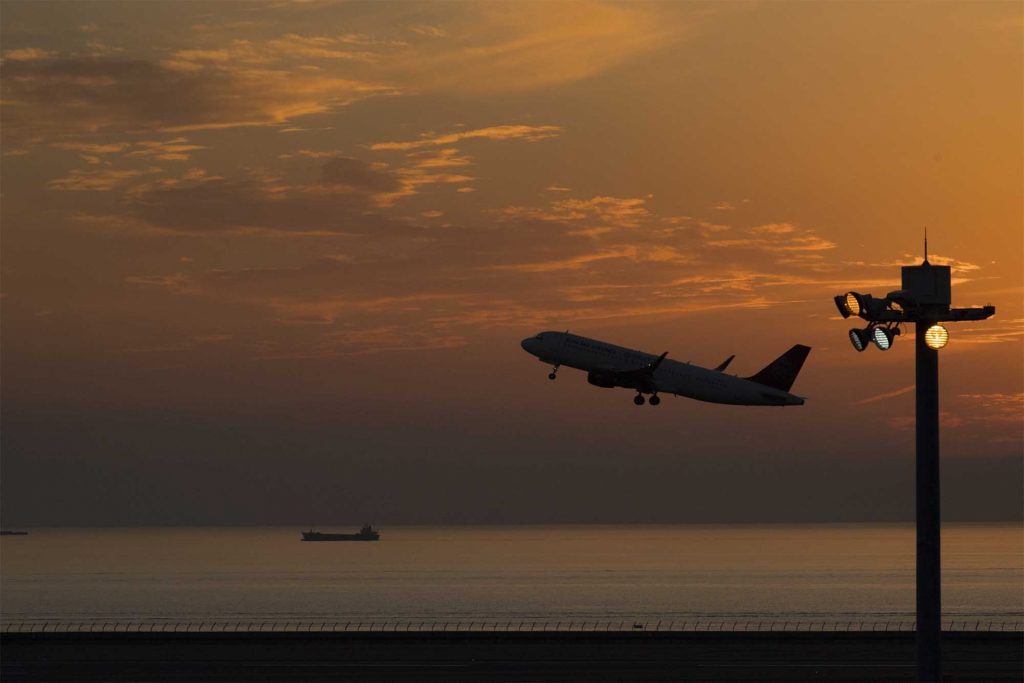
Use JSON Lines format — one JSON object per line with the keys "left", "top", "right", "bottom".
{"left": 521, "top": 337, "right": 538, "bottom": 354}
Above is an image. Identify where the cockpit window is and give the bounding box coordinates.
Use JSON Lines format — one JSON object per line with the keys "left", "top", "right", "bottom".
{"left": 534, "top": 335, "right": 544, "bottom": 340}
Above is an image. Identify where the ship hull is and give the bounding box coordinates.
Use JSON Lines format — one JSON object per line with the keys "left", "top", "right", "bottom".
{"left": 301, "top": 533, "right": 379, "bottom": 542}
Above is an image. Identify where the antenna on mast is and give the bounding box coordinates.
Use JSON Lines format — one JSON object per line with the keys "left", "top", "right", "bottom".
{"left": 923, "top": 227, "right": 930, "bottom": 266}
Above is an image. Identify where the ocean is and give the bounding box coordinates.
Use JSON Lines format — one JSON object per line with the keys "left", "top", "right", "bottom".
{"left": 2, "top": 525, "right": 1020, "bottom": 628}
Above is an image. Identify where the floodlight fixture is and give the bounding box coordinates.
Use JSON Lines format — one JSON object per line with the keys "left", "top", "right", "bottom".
{"left": 872, "top": 326, "right": 900, "bottom": 351}
{"left": 848, "top": 327, "right": 872, "bottom": 352}
{"left": 924, "top": 324, "right": 949, "bottom": 350}
{"left": 836, "top": 291, "right": 866, "bottom": 318}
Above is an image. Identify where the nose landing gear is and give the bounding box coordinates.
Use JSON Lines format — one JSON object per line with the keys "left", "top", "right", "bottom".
{"left": 548, "top": 365, "right": 559, "bottom": 380}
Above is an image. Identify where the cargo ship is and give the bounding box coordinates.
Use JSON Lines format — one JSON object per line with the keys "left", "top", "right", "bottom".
{"left": 301, "top": 524, "right": 380, "bottom": 541}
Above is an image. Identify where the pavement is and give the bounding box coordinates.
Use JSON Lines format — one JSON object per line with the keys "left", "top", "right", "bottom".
{"left": 3, "top": 631, "right": 1022, "bottom": 681}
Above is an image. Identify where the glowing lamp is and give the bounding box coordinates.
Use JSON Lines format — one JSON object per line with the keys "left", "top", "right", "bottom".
{"left": 835, "top": 291, "right": 866, "bottom": 318}
{"left": 845, "top": 292, "right": 862, "bottom": 316}
{"left": 872, "top": 326, "right": 899, "bottom": 351}
{"left": 924, "top": 324, "right": 948, "bottom": 350}
{"left": 849, "top": 327, "right": 871, "bottom": 352}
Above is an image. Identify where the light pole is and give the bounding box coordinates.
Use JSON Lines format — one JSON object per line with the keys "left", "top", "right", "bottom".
{"left": 833, "top": 245, "right": 994, "bottom": 683}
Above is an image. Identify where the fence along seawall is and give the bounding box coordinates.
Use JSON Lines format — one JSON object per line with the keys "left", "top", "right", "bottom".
{"left": 3, "top": 618, "right": 1021, "bottom": 634}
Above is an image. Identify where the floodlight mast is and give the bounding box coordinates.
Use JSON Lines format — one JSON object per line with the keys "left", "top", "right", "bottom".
{"left": 834, "top": 255, "right": 994, "bottom": 683}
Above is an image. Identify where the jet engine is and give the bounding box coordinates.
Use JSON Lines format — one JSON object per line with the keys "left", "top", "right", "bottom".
{"left": 586, "top": 371, "right": 618, "bottom": 388}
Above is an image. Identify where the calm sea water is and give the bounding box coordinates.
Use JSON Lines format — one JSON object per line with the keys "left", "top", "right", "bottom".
{"left": 1, "top": 525, "right": 1021, "bottom": 625}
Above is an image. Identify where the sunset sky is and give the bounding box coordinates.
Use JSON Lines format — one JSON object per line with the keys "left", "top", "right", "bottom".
{"left": 2, "top": 0, "right": 1021, "bottom": 525}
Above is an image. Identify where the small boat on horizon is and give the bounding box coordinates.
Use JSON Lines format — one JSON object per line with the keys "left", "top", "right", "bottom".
{"left": 301, "top": 524, "right": 380, "bottom": 542}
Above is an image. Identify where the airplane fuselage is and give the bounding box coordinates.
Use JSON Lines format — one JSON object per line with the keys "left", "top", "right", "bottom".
{"left": 521, "top": 331, "right": 806, "bottom": 407}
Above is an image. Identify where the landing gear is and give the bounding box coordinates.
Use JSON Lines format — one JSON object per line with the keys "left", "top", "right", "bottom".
{"left": 633, "top": 394, "right": 645, "bottom": 406}
{"left": 548, "top": 364, "right": 559, "bottom": 380}
{"left": 649, "top": 394, "right": 661, "bottom": 406}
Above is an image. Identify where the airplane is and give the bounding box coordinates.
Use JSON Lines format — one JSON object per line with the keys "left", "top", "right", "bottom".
{"left": 520, "top": 331, "right": 810, "bottom": 407}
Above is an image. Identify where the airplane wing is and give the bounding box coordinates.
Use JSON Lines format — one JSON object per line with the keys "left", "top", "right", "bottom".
{"left": 602, "top": 352, "right": 668, "bottom": 391}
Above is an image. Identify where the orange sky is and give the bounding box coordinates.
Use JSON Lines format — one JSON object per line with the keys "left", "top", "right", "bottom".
{"left": 2, "top": 1, "right": 1021, "bottom": 524}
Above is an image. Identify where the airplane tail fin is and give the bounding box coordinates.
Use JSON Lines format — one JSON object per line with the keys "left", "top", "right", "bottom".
{"left": 744, "top": 345, "right": 811, "bottom": 393}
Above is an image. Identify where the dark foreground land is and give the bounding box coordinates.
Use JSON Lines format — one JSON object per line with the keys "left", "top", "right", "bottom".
{"left": 3, "top": 631, "right": 1021, "bottom": 682}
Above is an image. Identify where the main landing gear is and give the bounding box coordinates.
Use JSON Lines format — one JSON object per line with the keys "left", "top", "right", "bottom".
{"left": 634, "top": 393, "right": 661, "bottom": 406}
{"left": 548, "top": 364, "right": 559, "bottom": 380}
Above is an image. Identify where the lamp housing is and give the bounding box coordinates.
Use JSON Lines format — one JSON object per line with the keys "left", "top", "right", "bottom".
{"left": 849, "top": 327, "right": 872, "bottom": 352}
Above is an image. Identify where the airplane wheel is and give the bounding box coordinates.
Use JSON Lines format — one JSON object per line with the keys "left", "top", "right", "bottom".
{"left": 649, "top": 395, "right": 661, "bottom": 406}
{"left": 633, "top": 394, "right": 645, "bottom": 406}
{"left": 548, "top": 373, "right": 557, "bottom": 380}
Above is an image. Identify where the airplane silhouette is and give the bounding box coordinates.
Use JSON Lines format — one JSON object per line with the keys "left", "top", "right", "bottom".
{"left": 521, "top": 331, "right": 809, "bottom": 406}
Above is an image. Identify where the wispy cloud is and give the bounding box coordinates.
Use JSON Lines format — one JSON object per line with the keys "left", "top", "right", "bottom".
{"left": 48, "top": 166, "right": 161, "bottom": 191}
{"left": 499, "top": 195, "right": 651, "bottom": 228}
{"left": 2, "top": 47, "right": 56, "bottom": 61}
{"left": 371, "top": 124, "right": 561, "bottom": 151}
{"left": 1, "top": 54, "right": 394, "bottom": 138}
{"left": 854, "top": 385, "right": 915, "bottom": 406}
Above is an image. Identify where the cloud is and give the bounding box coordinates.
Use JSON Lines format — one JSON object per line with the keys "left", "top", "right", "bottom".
{"left": 369, "top": 149, "right": 476, "bottom": 206}
{"left": 952, "top": 318, "right": 1024, "bottom": 344}
{"left": 0, "top": 2, "right": 691, "bottom": 144}
{"left": 51, "top": 142, "right": 131, "bottom": 155}
{"left": 264, "top": 33, "right": 376, "bottom": 62}
{"left": 123, "top": 273, "right": 198, "bottom": 293}
{"left": 374, "top": 175, "right": 473, "bottom": 207}
{"left": 84, "top": 42, "right": 127, "bottom": 57}
{"left": 500, "top": 195, "right": 651, "bottom": 229}
{"left": 409, "top": 25, "right": 447, "bottom": 38}
{"left": 320, "top": 156, "right": 401, "bottom": 193}
{"left": 750, "top": 223, "right": 795, "bottom": 234}
{"left": 490, "top": 245, "right": 691, "bottom": 274}
{"left": 853, "top": 385, "right": 915, "bottom": 406}
{"left": 708, "top": 224, "right": 837, "bottom": 255}
{"left": 956, "top": 393, "right": 1024, "bottom": 424}
{"left": 384, "top": 1, "right": 686, "bottom": 95}
{"left": 2, "top": 48, "right": 56, "bottom": 61}
{"left": 48, "top": 166, "right": 161, "bottom": 191}
{"left": 128, "top": 138, "right": 207, "bottom": 161}
{"left": 371, "top": 124, "right": 561, "bottom": 151}
{"left": 283, "top": 146, "right": 478, "bottom": 206}
{"left": 404, "top": 148, "right": 472, "bottom": 169}
{"left": 51, "top": 138, "right": 206, "bottom": 163}
{"left": 119, "top": 164, "right": 417, "bottom": 233}
{"left": 889, "top": 393, "right": 1023, "bottom": 446}
{"left": 101, "top": 177, "right": 871, "bottom": 360}
{"left": 126, "top": 177, "right": 352, "bottom": 233}
{"left": 168, "top": 33, "right": 376, "bottom": 67}
{"left": 1, "top": 55, "right": 392, "bottom": 138}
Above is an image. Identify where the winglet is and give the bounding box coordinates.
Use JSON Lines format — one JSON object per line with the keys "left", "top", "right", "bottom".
{"left": 648, "top": 351, "right": 668, "bottom": 371}
{"left": 714, "top": 355, "right": 735, "bottom": 372}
